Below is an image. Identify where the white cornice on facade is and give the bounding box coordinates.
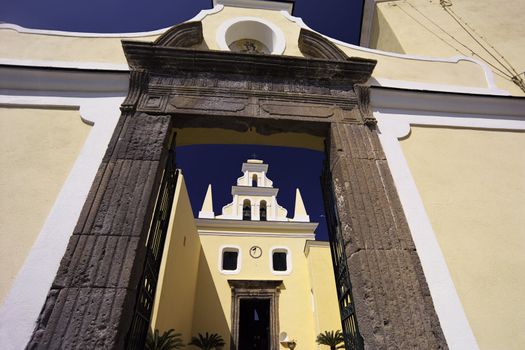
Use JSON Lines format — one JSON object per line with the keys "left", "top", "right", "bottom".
{"left": 231, "top": 186, "right": 279, "bottom": 197}
{"left": 0, "top": 62, "right": 129, "bottom": 95}
{"left": 303, "top": 240, "right": 330, "bottom": 257}
{"left": 213, "top": 0, "right": 293, "bottom": 14}
{"left": 371, "top": 86, "right": 525, "bottom": 122}
{"left": 241, "top": 161, "right": 269, "bottom": 173}
{"left": 196, "top": 218, "right": 317, "bottom": 239}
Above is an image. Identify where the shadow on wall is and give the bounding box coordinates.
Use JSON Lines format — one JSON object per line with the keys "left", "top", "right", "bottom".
{"left": 190, "top": 249, "right": 232, "bottom": 349}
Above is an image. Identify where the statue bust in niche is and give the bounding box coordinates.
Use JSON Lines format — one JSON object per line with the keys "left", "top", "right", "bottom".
{"left": 228, "top": 38, "right": 270, "bottom": 54}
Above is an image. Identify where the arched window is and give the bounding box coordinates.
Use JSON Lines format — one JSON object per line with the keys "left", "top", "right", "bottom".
{"left": 243, "top": 199, "right": 251, "bottom": 221}
{"left": 260, "top": 200, "right": 267, "bottom": 221}
{"left": 270, "top": 247, "right": 291, "bottom": 275}
{"left": 252, "top": 174, "right": 258, "bottom": 187}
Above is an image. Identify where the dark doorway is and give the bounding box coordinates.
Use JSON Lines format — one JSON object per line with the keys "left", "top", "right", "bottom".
{"left": 238, "top": 299, "right": 271, "bottom": 350}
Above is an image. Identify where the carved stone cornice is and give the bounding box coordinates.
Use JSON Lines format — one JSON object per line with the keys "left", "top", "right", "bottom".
{"left": 153, "top": 21, "right": 203, "bottom": 48}
{"left": 122, "top": 43, "right": 376, "bottom": 87}
{"left": 354, "top": 84, "right": 377, "bottom": 126}
{"left": 298, "top": 28, "right": 349, "bottom": 60}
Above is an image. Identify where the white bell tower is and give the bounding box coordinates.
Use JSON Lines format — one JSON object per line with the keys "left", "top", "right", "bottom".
{"left": 198, "top": 159, "right": 310, "bottom": 222}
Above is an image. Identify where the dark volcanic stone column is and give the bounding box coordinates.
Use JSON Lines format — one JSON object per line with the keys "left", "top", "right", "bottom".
{"left": 328, "top": 122, "right": 448, "bottom": 349}
{"left": 27, "top": 111, "right": 172, "bottom": 349}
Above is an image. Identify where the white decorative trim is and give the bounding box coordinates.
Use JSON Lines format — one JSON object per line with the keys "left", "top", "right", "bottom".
{"left": 232, "top": 186, "right": 278, "bottom": 197}
{"left": 216, "top": 16, "right": 286, "bottom": 54}
{"left": 0, "top": 94, "right": 123, "bottom": 350}
{"left": 371, "top": 87, "right": 525, "bottom": 120}
{"left": 280, "top": 11, "right": 504, "bottom": 94}
{"left": 0, "top": 63, "right": 129, "bottom": 94}
{"left": 196, "top": 218, "right": 318, "bottom": 230}
{"left": 371, "top": 89, "right": 525, "bottom": 350}
{"left": 303, "top": 240, "right": 329, "bottom": 256}
{"left": 219, "top": 245, "right": 242, "bottom": 274}
{"left": 0, "top": 58, "right": 130, "bottom": 72}
{"left": 0, "top": 5, "right": 224, "bottom": 38}
{"left": 269, "top": 247, "right": 292, "bottom": 275}
{"left": 199, "top": 231, "right": 315, "bottom": 239}
{"left": 213, "top": 0, "right": 292, "bottom": 14}
{"left": 371, "top": 77, "right": 509, "bottom": 96}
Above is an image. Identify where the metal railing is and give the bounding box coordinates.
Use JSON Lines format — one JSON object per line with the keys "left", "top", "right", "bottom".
{"left": 322, "top": 170, "right": 364, "bottom": 350}
{"left": 126, "top": 148, "right": 178, "bottom": 350}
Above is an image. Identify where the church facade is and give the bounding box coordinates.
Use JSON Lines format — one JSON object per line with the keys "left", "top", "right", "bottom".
{"left": 150, "top": 159, "right": 341, "bottom": 349}
{"left": 0, "top": 0, "right": 524, "bottom": 349}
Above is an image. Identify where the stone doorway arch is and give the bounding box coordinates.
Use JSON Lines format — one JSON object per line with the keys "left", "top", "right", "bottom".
{"left": 28, "top": 23, "right": 447, "bottom": 350}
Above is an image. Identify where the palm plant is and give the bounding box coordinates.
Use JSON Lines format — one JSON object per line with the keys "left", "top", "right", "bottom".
{"left": 146, "top": 329, "right": 184, "bottom": 350}
{"left": 188, "top": 332, "right": 225, "bottom": 350}
{"left": 316, "top": 330, "right": 345, "bottom": 350}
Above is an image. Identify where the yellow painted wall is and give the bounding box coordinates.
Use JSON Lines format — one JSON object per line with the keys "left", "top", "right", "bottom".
{"left": 192, "top": 234, "right": 323, "bottom": 349}
{"left": 305, "top": 242, "right": 342, "bottom": 339}
{"left": 369, "top": 4, "right": 404, "bottom": 54}
{"left": 1, "top": 3, "right": 503, "bottom": 93}
{"left": 0, "top": 107, "right": 91, "bottom": 303}
{"left": 371, "top": 0, "right": 525, "bottom": 95}
{"left": 150, "top": 174, "right": 201, "bottom": 344}
{"left": 0, "top": 28, "right": 159, "bottom": 65}
{"left": 175, "top": 128, "right": 325, "bottom": 152}
{"left": 400, "top": 126, "right": 525, "bottom": 350}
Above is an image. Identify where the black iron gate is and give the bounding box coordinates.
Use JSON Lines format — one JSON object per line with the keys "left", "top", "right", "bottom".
{"left": 126, "top": 146, "right": 179, "bottom": 349}
{"left": 322, "top": 168, "right": 364, "bottom": 350}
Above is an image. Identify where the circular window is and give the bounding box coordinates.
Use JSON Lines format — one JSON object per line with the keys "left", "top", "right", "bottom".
{"left": 216, "top": 17, "right": 286, "bottom": 55}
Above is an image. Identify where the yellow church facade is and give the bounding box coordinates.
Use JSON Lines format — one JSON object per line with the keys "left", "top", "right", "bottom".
{"left": 151, "top": 159, "right": 341, "bottom": 349}
{"left": 0, "top": 0, "right": 524, "bottom": 349}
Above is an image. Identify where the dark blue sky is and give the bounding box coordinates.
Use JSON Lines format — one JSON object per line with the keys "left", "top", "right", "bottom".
{"left": 0, "top": 0, "right": 363, "bottom": 44}
{"left": 177, "top": 145, "right": 329, "bottom": 240}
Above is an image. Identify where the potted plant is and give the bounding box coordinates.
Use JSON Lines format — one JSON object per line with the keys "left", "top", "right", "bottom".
{"left": 146, "top": 329, "right": 184, "bottom": 350}
{"left": 316, "top": 330, "right": 345, "bottom": 350}
{"left": 188, "top": 332, "right": 225, "bottom": 350}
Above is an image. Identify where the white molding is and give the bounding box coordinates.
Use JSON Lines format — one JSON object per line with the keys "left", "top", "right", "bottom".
{"left": 196, "top": 218, "right": 318, "bottom": 231}
{"left": 0, "top": 94, "right": 123, "bottom": 350}
{"left": 0, "top": 63, "right": 129, "bottom": 94}
{"left": 216, "top": 16, "right": 286, "bottom": 54}
{"left": 303, "top": 240, "right": 329, "bottom": 256}
{"left": 0, "top": 58, "right": 130, "bottom": 72}
{"left": 372, "top": 93, "right": 525, "bottom": 350}
{"left": 269, "top": 246, "right": 292, "bottom": 275}
{"left": 0, "top": 5, "right": 224, "bottom": 38}
{"left": 371, "top": 77, "right": 509, "bottom": 96}
{"left": 219, "top": 245, "right": 242, "bottom": 274}
{"left": 198, "top": 231, "right": 315, "bottom": 239}
{"left": 371, "top": 87, "right": 525, "bottom": 120}
{"left": 232, "top": 185, "right": 279, "bottom": 197}
{"left": 280, "top": 11, "right": 504, "bottom": 94}
{"left": 213, "top": 0, "right": 292, "bottom": 14}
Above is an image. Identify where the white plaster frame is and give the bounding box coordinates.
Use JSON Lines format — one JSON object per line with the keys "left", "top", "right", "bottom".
{"left": 216, "top": 16, "right": 286, "bottom": 54}
{"left": 269, "top": 247, "right": 292, "bottom": 275}
{"left": 0, "top": 65, "right": 126, "bottom": 350}
{"left": 373, "top": 88, "right": 525, "bottom": 350}
{"left": 219, "top": 245, "right": 242, "bottom": 275}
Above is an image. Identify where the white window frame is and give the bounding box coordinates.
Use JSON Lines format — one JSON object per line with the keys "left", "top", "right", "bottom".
{"left": 269, "top": 246, "right": 292, "bottom": 275}
{"left": 219, "top": 245, "right": 241, "bottom": 274}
